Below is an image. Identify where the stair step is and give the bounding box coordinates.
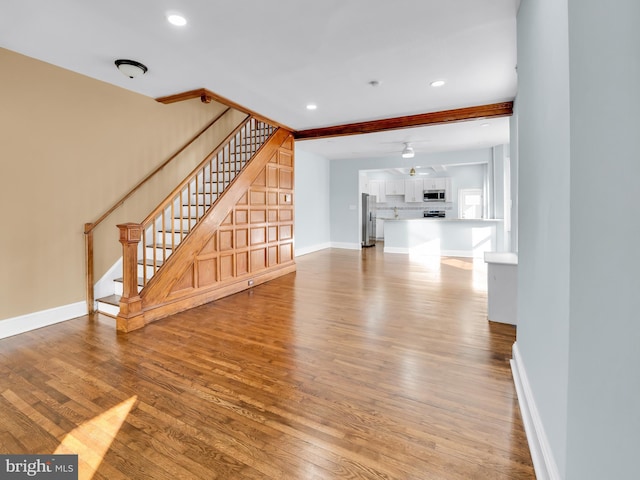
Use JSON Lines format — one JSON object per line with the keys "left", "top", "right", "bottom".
{"left": 139, "top": 258, "right": 164, "bottom": 267}
{"left": 146, "top": 243, "right": 174, "bottom": 250}
{"left": 97, "top": 294, "right": 121, "bottom": 306}
{"left": 167, "top": 218, "right": 198, "bottom": 229}
{"left": 113, "top": 277, "right": 144, "bottom": 296}
{"left": 156, "top": 231, "right": 187, "bottom": 244}
{"left": 96, "top": 294, "right": 120, "bottom": 317}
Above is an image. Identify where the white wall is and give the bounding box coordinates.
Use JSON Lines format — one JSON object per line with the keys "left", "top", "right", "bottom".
{"left": 294, "top": 148, "right": 331, "bottom": 256}
{"left": 447, "top": 164, "right": 485, "bottom": 219}
{"left": 565, "top": 1, "right": 640, "bottom": 479}
{"left": 516, "top": 0, "right": 571, "bottom": 476}
{"left": 516, "top": 1, "right": 640, "bottom": 479}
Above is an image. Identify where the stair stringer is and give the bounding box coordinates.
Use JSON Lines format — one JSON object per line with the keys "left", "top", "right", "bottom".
{"left": 116, "top": 128, "right": 296, "bottom": 332}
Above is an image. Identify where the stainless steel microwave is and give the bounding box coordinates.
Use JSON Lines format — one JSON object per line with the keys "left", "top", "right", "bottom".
{"left": 423, "top": 190, "right": 446, "bottom": 202}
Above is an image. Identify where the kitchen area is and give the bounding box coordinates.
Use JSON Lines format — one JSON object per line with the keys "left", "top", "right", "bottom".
{"left": 361, "top": 162, "right": 507, "bottom": 257}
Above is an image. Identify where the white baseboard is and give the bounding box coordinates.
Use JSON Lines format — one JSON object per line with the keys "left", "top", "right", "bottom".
{"left": 511, "top": 342, "right": 561, "bottom": 480}
{"left": 383, "top": 246, "right": 409, "bottom": 254}
{"left": 295, "top": 242, "right": 331, "bottom": 257}
{"left": 330, "top": 242, "right": 361, "bottom": 250}
{"left": 382, "top": 247, "right": 478, "bottom": 258}
{"left": 0, "top": 302, "right": 87, "bottom": 340}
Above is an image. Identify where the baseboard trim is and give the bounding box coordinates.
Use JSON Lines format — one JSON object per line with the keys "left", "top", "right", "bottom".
{"left": 382, "top": 247, "right": 479, "bottom": 258}
{"left": 330, "top": 242, "right": 361, "bottom": 250}
{"left": 0, "top": 302, "right": 87, "bottom": 340}
{"left": 295, "top": 242, "right": 331, "bottom": 257}
{"left": 510, "top": 342, "right": 561, "bottom": 480}
{"left": 383, "top": 246, "right": 409, "bottom": 254}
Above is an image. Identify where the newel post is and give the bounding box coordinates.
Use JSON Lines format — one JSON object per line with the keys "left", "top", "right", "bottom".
{"left": 116, "top": 223, "right": 143, "bottom": 329}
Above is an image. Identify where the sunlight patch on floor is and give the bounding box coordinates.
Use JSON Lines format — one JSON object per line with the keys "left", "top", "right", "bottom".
{"left": 441, "top": 257, "right": 474, "bottom": 270}
{"left": 54, "top": 395, "right": 137, "bottom": 480}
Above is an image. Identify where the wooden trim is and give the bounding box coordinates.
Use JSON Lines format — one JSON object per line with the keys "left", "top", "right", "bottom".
{"left": 84, "top": 224, "right": 94, "bottom": 314}
{"left": 139, "top": 118, "right": 249, "bottom": 227}
{"left": 116, "top": 263, "right": 296, "bottom": 333}
{"left": 156, "top": 88, "right": 293, "bottom": 132}
{"left": 116, "top": 129, "right": 295, "bottom": 332}
{"left": 294, "top": 102, "right": 514, "bottom": 140}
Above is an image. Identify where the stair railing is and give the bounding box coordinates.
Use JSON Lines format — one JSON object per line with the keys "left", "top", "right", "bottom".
{"left": 84, "top": 107, "right": 230, "bottom": 314}
{"left": 117, "top": 117, "right": 277, "bottom": 312}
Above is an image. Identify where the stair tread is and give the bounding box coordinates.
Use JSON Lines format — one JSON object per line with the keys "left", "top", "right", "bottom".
{"left": 146, "top": 244, "right": 174, "bottom": 250}
{"left": 114, "top": 277, "right": 145, "bottom": 286}
{"left": 96, "top": 294, "right": 121, "bottom": 306}
{"left": 139, "top": 258, "right": 164, "bottom": 267}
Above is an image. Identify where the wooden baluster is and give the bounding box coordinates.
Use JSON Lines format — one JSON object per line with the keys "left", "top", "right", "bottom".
{"left": 117, "top": 223, "right": 143, "bottom": 320}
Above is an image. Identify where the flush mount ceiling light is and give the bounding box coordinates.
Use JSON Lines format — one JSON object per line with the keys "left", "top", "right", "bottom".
{"left": 430, "top": 80, "right": 446, "bottom": 87}
{"left": 115, "top": 59, "right": 148, "bottom": 78}
{"left": 306, "top": 104, "right": 317, "bottom": 110}
{"left": 401, "top": 143, "right": 415, "bottom": 158}
{"left": 409, "top": 167, "right": 416, "bottom": 176}
{"left": 167, "top": 14, "right": 187, "bottom": 26}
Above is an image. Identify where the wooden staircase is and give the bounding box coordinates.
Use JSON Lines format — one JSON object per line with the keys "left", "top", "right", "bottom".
{"left": 94, "top": 117, "right": 281, "bottom": 319}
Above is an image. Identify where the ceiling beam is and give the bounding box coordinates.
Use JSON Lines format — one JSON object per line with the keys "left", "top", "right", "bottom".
{"left": 294, "top": 101, "right": 514, "bottom": 140}
{"left": 156, "top": 88, "right": 293, "bottom": 131}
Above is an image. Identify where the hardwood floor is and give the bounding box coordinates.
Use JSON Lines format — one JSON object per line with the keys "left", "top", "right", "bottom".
{"left": 0, "top": 247, "right": 534, "bottom": 479}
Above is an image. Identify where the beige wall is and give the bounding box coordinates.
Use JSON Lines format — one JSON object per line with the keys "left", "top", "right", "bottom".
{"left": 0, "top": 48, "right": 246, "bottom": 321}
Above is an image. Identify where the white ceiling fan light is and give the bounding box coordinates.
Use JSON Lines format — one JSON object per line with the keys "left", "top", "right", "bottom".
{"left": 401, "top": 143, "right": 415, "bottom": 158}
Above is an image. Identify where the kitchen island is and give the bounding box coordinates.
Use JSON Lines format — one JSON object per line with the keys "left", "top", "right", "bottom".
{"left": 384, "top": 218, "right": 503, "bottom": 257}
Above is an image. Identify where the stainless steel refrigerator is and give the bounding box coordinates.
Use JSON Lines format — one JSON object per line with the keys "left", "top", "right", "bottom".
{"left": 362, "top": 193, "right": 377, "bottom": 247}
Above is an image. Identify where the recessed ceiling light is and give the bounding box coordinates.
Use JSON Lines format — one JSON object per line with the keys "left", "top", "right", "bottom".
{"left": 430, "top": 80, "right": 446, "bottom": 87}
{"left": 306, "top": 104, "right": 317, "bottom": 110}
{"left": 167, "top": 14, "right": 187, "bottom": 26}
{"left": 481, "top": 123, "right": 490, "bottom": 127}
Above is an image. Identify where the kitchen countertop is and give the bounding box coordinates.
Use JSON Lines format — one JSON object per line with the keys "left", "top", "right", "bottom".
{"left": 383, "top": 216, "right": 502, "bottom": 257}
{"left": 383, "top": 217, "right": 503, "bottom": 222}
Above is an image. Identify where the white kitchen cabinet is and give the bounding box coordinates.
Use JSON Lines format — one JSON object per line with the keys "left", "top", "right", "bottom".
{"left": 424, "top": 177, "right": 452, "bottom": 201}
{"left": 376, "top": 218, "right": 385, "bottom": 239}
{"left": 404, "top": 178, "right": 424, "bottom": 202}
{"left": 369, "top": 180, "right": 386, "bottom": 202}
{"left": 385, "top": 179, "right": 405, "bottom": 195}
{"left": 444, "top": 177, "right": 453, "bottom": 202}
{"left": 424, "top": 177, "right": 447, "bottom": 190}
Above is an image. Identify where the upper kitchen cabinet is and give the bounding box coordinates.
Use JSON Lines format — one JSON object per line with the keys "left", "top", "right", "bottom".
{"left": 424, "top": 177, "right": 453, "bottom": 201}
{"left": 424, "top": 177, "right": 448, "bottom": 190}
{"left": 369, "top": 180, "right": 386, "bottom": 202}
{"left": 385, "top": 179, "right": 405, "bottom": 196}
{"left": 404, "top": 178, "right": 424, "bottom": 203}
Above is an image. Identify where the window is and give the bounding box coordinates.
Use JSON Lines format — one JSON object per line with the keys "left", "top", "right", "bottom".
{"left": 459, "top": 188, "right": 483, "bottom": 219}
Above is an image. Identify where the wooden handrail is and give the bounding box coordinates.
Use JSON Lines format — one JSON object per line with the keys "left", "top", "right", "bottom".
{"left": 126, "top": 117, "right": 277, "bottom": 292}
{"left": 111, "top": 116, "right": 277, "bottom": 315}
{"left": 140, "top": 117, "right": 248, "bottom": 227}
{"left": 132, "top": 116, "right": 277, "bottom": 286}
{"left": 84, "top": 107, "right": 231, "bottom": 314}
{"left": 84, "top": 107, "right": 231, "bottom": 235}
{"left": 156, "top": 88, "right": 293, "bottom": 132}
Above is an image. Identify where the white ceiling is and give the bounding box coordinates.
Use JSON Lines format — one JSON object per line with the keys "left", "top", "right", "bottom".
{"left": 0, "top": 0, "right": 518, "bottom": 159}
